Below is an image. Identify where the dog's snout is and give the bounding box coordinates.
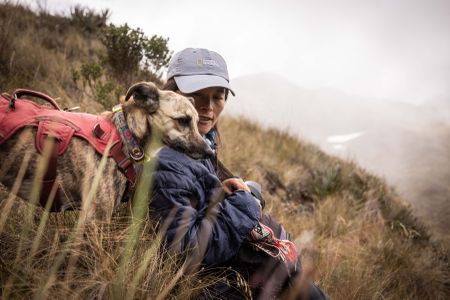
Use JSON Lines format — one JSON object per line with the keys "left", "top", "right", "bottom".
{"left": 186, "top": 135, "right": 215, "bottom": 160}
{"left": 203, "top": 147, "right": 214, "bottom": 159}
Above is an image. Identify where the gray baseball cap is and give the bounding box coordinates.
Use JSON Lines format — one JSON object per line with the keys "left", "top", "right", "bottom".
{"left": 167, "top": 48, "right": 235, "bottom": 96}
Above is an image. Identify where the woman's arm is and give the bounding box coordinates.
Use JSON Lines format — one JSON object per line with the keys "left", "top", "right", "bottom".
{"left": 150, "top": 169, "right": 261, "bottom": 266}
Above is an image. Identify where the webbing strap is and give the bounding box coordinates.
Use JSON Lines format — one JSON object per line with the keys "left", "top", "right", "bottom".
{"left": 39, "top": 139, "right": 63, "bottom": 212}
{"left": 109, "top": 141, "right": 137, "bottom": 202}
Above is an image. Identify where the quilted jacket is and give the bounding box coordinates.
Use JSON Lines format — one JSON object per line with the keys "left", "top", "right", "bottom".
{"left": 149, "top": 147, "right": 261, "bottom": 266}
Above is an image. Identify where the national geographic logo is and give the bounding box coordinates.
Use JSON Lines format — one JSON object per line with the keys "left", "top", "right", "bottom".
{"left": 196, "top": 59, "right": 219, "bottom": 67}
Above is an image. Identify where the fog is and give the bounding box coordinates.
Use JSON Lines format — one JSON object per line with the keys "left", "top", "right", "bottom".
{"left": 226, "top": 73, "right": 450, "bottom": 243}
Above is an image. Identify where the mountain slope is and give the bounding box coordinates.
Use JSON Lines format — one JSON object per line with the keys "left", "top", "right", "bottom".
{"left": 226, "top": 72, "right": 450, "bottom": 244}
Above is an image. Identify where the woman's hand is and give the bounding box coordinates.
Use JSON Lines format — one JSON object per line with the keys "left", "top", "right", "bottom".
{"left": 222, "top": 177, "right": 251, "bottom": 195}
{"left": 222, "top": 178, "right": 262, "bottom": 215}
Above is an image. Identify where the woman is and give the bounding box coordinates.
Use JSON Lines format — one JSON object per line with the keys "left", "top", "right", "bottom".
{"left": 150, "top": 48, "right": 327, "bottom": 299}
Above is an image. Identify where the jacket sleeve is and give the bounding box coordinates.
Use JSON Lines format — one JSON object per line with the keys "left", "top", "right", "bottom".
{"left": 149, "top": 166, "right": 261, "bottom": 266}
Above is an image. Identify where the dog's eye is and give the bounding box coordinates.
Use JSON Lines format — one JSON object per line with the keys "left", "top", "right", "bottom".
{"left": 176, "top": 116, "right": 192, "bottom": 127}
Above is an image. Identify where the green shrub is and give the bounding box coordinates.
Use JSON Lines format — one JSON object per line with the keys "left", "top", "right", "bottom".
{"left": 101, "top": 24, "right": 171, "bottom": 85}
{"left": 95, "top": 81, "right": 119, "bottom": 108}
{"left": 143, "top": 35, "right": 172, "bottom": 74}
{"left": 80, "top": 61, "right": 103, "bottom": 87}
{"left": 312, "top": 164, "right": 342, "bottom": 198}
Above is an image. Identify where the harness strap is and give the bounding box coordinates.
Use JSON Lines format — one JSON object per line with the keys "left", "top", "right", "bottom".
{"left": 40, "top": 139, "right": 63, "bottom": 212}
{"left": 109, "top": 141, "right": 136, "bottom": 202}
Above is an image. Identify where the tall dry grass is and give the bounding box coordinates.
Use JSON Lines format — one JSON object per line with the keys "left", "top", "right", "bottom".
{"left": 0, "top": 138, "right": 223, "bottom": 299}
{"left": 0, "top": 204, "right": 219, "bottom": 299}
{"left": 219, "top": 116, "right": 450, "bottom": 299}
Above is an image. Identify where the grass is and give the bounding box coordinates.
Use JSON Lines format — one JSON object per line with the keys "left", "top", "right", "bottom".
{"left": 0, "top": 2, "right": 449, "bottom": 299}
{"left": 0, "top": 206, "right": 217, "bottom": 299}
{"left": 219, "top": 116, "right": 450, "bottom": 299}
{"left": 0, "top": 147, "right": 219, "bottom": 299}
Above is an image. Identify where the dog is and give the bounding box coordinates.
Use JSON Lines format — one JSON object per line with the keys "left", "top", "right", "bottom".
{"left": 0, "top": 82, "right": 212, "bottom": 220}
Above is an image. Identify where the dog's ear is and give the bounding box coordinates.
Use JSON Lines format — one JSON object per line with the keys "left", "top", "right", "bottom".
{"left": 187, "top": 96, "right": 195, "bottom": 106}
{"left": 125, "top": 82, "right": 159, "bottom": 113}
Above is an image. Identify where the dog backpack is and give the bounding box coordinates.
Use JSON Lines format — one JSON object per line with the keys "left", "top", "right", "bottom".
{"left": 0, "top": 89, "right": 137, "bottom": 211}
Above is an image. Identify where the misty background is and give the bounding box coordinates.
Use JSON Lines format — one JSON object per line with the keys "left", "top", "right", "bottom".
{"left": 226, "top": 73, "right": 450, "bottom": 243}
{"left": 21, "top": 0, "right": 450, "bottom": 242}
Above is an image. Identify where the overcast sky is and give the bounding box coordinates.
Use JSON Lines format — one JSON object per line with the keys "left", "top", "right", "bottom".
{"left": 23, "top": 0, "right": 450, "bottom": 105}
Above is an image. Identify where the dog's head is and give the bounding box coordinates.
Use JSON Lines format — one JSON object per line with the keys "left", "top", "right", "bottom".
{"left": 124, "top": 82, "right": 214, "bottom": 160}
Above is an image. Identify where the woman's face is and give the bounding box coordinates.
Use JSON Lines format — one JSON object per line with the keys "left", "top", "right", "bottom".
{"left": 181, "top": 87, "right": 226, "bottom": 135}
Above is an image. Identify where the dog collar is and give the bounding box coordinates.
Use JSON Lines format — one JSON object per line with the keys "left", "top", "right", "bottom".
{"left": 112, "top": 104, "right": 144, "bottom": 161}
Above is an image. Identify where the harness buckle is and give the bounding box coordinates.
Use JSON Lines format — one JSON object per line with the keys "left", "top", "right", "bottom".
{"left": 117, "top": 156, "right": 133, "bottom": 173}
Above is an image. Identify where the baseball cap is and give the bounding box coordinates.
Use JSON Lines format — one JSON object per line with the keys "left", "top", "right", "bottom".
{"left": 167, "top": 48, "right": 235, "bottom": 96}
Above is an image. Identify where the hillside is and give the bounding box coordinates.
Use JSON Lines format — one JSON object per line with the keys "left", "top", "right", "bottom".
{"left": 226, "top": 73, "right": 450, "bottom": 245}
{"left": 0, "top": 3, "right": 449, "bottom": 299}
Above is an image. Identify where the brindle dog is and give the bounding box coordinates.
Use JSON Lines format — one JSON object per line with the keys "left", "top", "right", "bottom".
{"left": 0, "top": 82, "right": 212, "bottom": 220}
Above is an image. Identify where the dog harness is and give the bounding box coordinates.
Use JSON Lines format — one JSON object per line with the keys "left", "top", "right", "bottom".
{"left": 0, "top": 89, "right": 137, "bottom": 211}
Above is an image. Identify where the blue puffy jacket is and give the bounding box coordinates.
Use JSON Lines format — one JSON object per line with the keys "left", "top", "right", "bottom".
{"left": 149, "top": 147, "right": 261, "bottom": 266}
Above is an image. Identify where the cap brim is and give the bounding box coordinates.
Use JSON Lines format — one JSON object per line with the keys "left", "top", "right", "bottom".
{"left": 174, "top": 75, "right": 235, "bottom": 96}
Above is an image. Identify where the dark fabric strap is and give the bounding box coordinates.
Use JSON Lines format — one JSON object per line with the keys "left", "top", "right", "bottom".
{"left": 109, "top": 141, "right": 137, "bottom": 202}
{"left": 39, "top": 139, "right": 62, "bottom": 212}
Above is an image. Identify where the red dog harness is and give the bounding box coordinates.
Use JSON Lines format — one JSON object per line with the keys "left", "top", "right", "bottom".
{"left": 0, "top": 89, "right": 137, "bottom": 211}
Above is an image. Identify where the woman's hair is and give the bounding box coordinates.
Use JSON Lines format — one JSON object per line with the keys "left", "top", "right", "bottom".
{"left": 162, "top": 78, "right": 178, "bottom": 94}
{"left": 162, "top": 78, "right": 234, "bottom": 180}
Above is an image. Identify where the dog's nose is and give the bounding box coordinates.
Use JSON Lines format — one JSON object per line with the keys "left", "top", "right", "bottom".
{"left": 189, "top": 144, "right": 214, "bottom": 160}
